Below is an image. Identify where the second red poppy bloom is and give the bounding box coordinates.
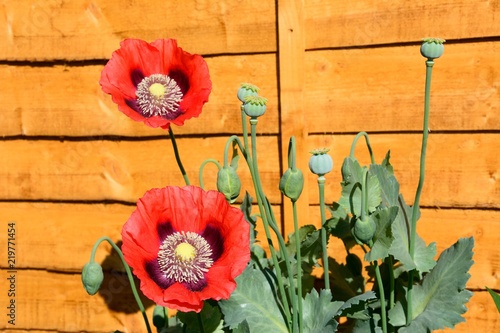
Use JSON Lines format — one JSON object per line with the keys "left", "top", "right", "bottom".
{"left": 121, "top": 186, "right": 250, "bottom": 313}
{"left": 100, "top": 38, "right": 212, "bottom": 129}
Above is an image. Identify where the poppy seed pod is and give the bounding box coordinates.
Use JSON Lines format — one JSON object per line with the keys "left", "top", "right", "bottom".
{"left": 237, "top": 83, "right": 260, "bottom": 103}
{"left": 279, "top": 168, "right": 304, "bottom": 202}
{"left": 243, "top": 95, "right": 268, "bottom": 118}
{"left": 420, "top": 38, "right": 445, "bottom": 60}
{"left": 353, "top": 216, "right": 377, "bottom": 245}
{"left": 81, "top": 261, "right": 104, "bottom": 296}
{"left": 217, "top": 166, "right": 242, "bottom": 203}
{"left": 309, "top": 148, "right": 333, "bottom": 176}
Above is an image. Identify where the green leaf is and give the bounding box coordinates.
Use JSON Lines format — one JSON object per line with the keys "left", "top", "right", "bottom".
{"left": 327, "top": 203, "right": 356, "bottom": 250}
{"left": 219, "top": 266, "right": 288, "bottom": 332}
{"left": 328, "top": 257, "right": 366, "bottom": 301}
{"left": 177, "top": 301, "right": 223, "bottom": 333}
{"left": 389, "top": 237, "right": 474, "bottom": 332}
{"left": 338, "top": 291, "right": 377, "bottom": 320}
{"left": 370, "top": 164, "right": 436, "bottom": 274}
{"left": 338, "top": 157, "right": 382, "bottom": 216}
{"left": 486, "top": 287, "right": 500, "bottom": 313}
{"left": 302, "top": 289, "right": 343, "bottom": 333}
{"left": 364, "top": 206, "right": 398, "bottom": 262}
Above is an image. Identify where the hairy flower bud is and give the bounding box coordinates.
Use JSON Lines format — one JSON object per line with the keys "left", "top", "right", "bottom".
{"left": 420, "top": 37, "right": 445, "bottom": 60}
{"left": 279, "top": 168, "right": 304, "bottom": 202}
{"left": 237, "top": 83, "right": 260, "bottom": 102}
{"left": 81, "top": 261, "right": 104, "bottom": 296}
{"left": 217, "top": 166, "right": 241, "bottom": 203}
{"left": 309, "top": 148, "right": 333, "bottom": 176}
{"left": 353, "top": 216, "right": 377, "bottom": 245}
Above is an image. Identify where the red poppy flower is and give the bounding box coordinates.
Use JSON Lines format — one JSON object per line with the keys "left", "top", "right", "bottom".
{"left": 121, "top": 186, "right": 250, "bottom": 312}
{"left": 100, "top": 39, "right": 212, "bottom": 129}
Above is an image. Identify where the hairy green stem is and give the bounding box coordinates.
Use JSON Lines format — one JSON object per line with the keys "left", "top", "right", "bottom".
{"left": 318, "top": 176, "right": 330, "bottom": 290}
{"left": 89, "top": 236, "right": 152, "bottom": 333}
{"left": 169, "top": 127, "right": 190, "bottom": 185}
{"left": 373, "top": 258, "right": 388, "bottom": 333}
{"left": 407, "top": 59, "right": 434, "bottom": 325}
{"left": 349, "top": 131, "right": 376, "bottom": 164}
{"left": 292, "top": 201, "right": 303, "bottom": 333}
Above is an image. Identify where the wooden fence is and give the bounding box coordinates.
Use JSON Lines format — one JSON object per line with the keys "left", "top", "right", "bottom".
{"left": 0, "top": 0, "right": 499, "bottom": 331}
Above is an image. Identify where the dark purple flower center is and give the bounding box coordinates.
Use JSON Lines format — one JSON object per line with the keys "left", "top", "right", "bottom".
{"left": 146, "top": 222, "right": 224, "bottom": 291}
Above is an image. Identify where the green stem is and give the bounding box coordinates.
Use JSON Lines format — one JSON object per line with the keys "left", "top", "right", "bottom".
{"left": 89, "top": 236, "right": 152, "bottom": 333}
{"left": 373, "top": 258, "right": 388, "bottom": 333}
{"left": 407, "top": 59, "right": 434, "bottom": 325}
{"left": 387, "top": 255, "right": 395, "bottom": 333}
{"left": 198, "top": 159, "right": 222, "bottom": 189}
{"left": 250, "top": 118, "right": 297, "bottom": 331}
{"left": 318, "top": 176, "right": 330, "bottom": 290}
{"left": 169, "top": 127, "right": 190, "bottom": 185}
{"left": 349, "top": 131, "right": 376, "bottom": 164}
{"left": 292, "top": 200, "right": 303, "bottom": 333}
{"left": 197, "top": 312, "right": 206, "bottom": 333}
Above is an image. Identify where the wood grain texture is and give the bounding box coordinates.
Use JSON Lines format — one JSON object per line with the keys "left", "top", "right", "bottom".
{"left": 0, "top": 53, "right": 278, "bottom": 137}
{"left": 305, "top": 0, "right": 500, "bottom": 49}
{"left": 0, "top": 0, "right": 276, "bottom": 61}
{"left": 0, "top": 269, "right": 496, "bottom": 332}
{"left": 0, "top": 137, "right": 282, "bottom": 203}
{"left": 305, "top": 42, "right": 500, "bottom": 133}
{"left": 306, "top": 133, "right": 500, "bottom": 208}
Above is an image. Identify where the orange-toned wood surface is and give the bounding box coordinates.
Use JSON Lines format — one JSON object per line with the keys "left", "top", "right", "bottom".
{"left": 0, "top": 0, "right": 498, "bottom": 331}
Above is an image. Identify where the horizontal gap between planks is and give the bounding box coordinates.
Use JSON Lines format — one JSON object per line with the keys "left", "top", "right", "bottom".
{"left": 1, "top": 130, "right": 498, "bottom": 142}
{"left": 0, "top": 51, "right": 277, "bottom": 67}
{"left": 305, "top": 35, "right": 500, "bottom": 52}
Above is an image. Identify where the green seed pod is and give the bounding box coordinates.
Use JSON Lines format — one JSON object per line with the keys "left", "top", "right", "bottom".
{"left": 243, "top": 95, "right": 268, "bottom": 118}
{"left": 81, "top": 261, "right": 104, "bottom": 296}
{"left": 309, "top": 148, "right": 333, "bottom": 176}
{"left": 353, "top": 216, "right": 377, "bottom": 245}
{"left": 217, "top": 166, "right": 241, "bottom": 203}
{"left": 420, "top": 37, "right": 445, "bottom": 60}
{"left": 237, "top": 83, "right": 259, "bottom": 102}
{"left": 279, "top": 168, "right": 304, "bottom": 202}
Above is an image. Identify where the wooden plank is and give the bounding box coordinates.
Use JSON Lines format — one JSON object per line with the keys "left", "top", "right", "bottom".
{"left": 0, "top": 269, "right": 156, "bottom": 332}
{"left": 0, "top": 202, "right": 281, "bottom": 272}
{"left": 0, "top": 137, "right": 282, "bottom": 203}
{"left": 1, "top": 202, "right": 497, "bottom": 290}
{"left": 0, "top": 268, "right": 497, "bottom": 331}
{"left": 0, "top": 54, "right": 278, "bottom": 137}
{"left": 305, "top": 0, "right": 500, "bottom": 49}
{"left": 277, "top": 0, "right": 309, "bottom": 234}
{"left": 0, "top": 0, "right": 276, "bottom": 61}
{"left": 305, "top": 42, "right": 500, "bottom": 133}
{"left": 307, "top": 133, "right": 500, "bottom": 208}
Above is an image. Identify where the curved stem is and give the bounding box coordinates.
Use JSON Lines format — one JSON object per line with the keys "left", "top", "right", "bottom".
{"left": 169, "top": 127, "right": 190, "bottom": 185}
{"left": 318, "top": 176, "right": 330, "bottom": 290}
{"left": 349, "top": 131, "right": 376, "bottom": 164}
{"left": 89, "top": 236, "right": 152, "bottom": 333}
{"left": 407, "top": 59, "right": 434, "bottom": 325}
{"left": 198, "top": 159, "right": 222, "bottom": 189}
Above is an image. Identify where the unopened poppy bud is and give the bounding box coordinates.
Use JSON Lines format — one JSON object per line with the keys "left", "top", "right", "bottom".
{"left": 243, "top": 95, "right": 267, "bottom": 118}
{"left": 217, "top": 166, "right": 241, "bottom": 203}
{"left": 81, "top": 261, "right": 104, "bottom": 296}
{"left": 353, "top": 216, "right": 377, "bottom": 245}
{"left": 420, "top": 37, "right": 445, "bottom": 60}
{"left": 279, "top": 168, "right": 304, "bottom": 202}
{"left": 309, "top": 148, "right": 333, "bottom": 176}
{"left": 237, "top": 83, "right": 260, "bottom": 102}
